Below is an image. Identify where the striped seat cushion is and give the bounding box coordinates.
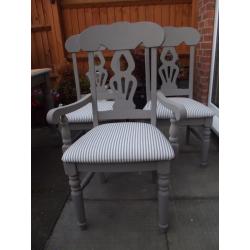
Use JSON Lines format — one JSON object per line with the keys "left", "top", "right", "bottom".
{"left": 62, "top": 122, "right": 175, "bottom": 164}
{"left": 66, "top": 100, "right": 114, "bottom": 123}
{"left": 143, "top": 100, "right": 174, "bottom": 119}
{"left": 144, "top": 97, "right": 214, "bottom": 119}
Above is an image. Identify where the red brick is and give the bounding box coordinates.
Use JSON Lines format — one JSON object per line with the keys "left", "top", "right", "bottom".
{"left": 202, "top": 27, "right": 213, "bottom": 34}
{"left": 201, "top": 42, "right": 212, "bottom": 49}
{"left": 203, "top": 34, "right": 213, "bottom": 42}
{"left": 205, "top": 2, "right": 215, "bottom": 11}
{"left": 202, "top": 50, "right": 212, "bottom": 57}
{"left": 204, "top": 19, "right": 214, "bottom": 27}
{"left": 203, "top": 10, "right": 215, "bottom": 19}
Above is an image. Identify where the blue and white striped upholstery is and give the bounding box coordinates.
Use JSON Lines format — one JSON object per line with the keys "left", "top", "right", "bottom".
{"left": 144, "top": 97, "right": 214, "bottom": 119}
{"left": 143, "top": 100, "right": 174, "bottom": 119}
{"left": 66, "top": 100, "right": 114, "bottom": 123}
{"left": 62, "top": 122, "right": 175, "bottom": 163}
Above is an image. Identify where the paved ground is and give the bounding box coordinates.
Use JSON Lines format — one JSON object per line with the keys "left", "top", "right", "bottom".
{"left": 32, "top": 126, "right": 218, "bottom": 250}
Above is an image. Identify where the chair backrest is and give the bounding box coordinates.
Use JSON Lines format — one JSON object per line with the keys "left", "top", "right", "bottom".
{"left": 158, "top": 27, "right": 200, "bottom": 98}
{"left": 65, "top": 22, "right": 164, "bottom": 127}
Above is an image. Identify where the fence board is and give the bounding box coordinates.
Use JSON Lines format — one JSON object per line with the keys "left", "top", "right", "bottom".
{"left": 114, "top": 6, "right": 123, "bottom": 21}
{"left": 84, "top": 8, "right": 93, "bottom": 27}
{"left": 77, "top": 8, "right": 86, "bottom": 31}
{"left": 100, "top": 7, "right": 108, "bottom": 24}
{"left": 107, "top": 7, "right": 115, "bottom": 23}
{"left": 138, "top": 5, "right": 145, "bottom": 21}
{"left": 130, "top": 6, "right": 138, "bottom": 22}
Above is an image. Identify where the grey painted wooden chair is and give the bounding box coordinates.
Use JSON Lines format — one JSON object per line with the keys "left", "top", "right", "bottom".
{"left": 47, "top": 22, "right": 175, "bottom": 232}
{"left": 144, "top": 27, "right": 214, "bottom": 167}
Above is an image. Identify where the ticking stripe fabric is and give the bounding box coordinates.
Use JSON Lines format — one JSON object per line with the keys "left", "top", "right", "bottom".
{"left": 62, "top": 122, "right": 175, "bottom": 163}
{"left": 66, "top": 100, "right": 114, "bottom": 123}
{"left": 144, "top": 97, "right": 214, "bottom": 119}
{"left": 143, "top": 100, "right": 174, "bottom": 119}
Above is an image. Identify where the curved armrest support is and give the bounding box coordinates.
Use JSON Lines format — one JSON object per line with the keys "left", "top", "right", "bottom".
{"left": 157, "top": 91, "right": 187, "bottom": 121}
{"left": 46, "top": 94, "right": 92, "bottom": 124}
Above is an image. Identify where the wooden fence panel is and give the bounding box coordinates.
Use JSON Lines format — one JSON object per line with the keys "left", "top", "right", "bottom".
{"left": 32, "top": 0, "right": 197, "bottom": 81}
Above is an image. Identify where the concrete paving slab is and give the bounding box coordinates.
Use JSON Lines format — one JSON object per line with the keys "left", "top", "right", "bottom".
{"left": 32, "top": 128, "right": 69, "bottom": 250}
{"left": 161, "top": 125, "right": 219, "bottom": 153}
{"left": 82, "top": 150, "right": 218, "bottom": 200}
{"left": 45, "top": 199, "right": 168, "bottom": 250}
{"left": 167, "top": 200, "right": 219, "bottom": 250}
{"left": 170, "top": 151, "right": 219, "bottom": 199}
{"left": 84, "top": 172, "right": 157, "bottom": 200}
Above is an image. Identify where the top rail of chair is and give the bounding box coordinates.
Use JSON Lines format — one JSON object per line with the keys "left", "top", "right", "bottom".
{"left": 65, "top": 21, "right": 164, "bottom": 52}
{"left": 162, "top": 27, "right": 200, "bottom": 46}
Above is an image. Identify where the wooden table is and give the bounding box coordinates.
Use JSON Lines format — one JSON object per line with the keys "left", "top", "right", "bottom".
{"left": 31, "top": 68, "right": 54, "bottom": 111}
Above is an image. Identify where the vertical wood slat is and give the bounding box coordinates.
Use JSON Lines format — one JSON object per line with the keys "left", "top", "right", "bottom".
{"left": 35, "top": 0, "right": 52, "bottom": 67}
{"left": 100, "top": 7, "right": 108, "bottom": 24}
{"left": 92, "top": 8, "right": 101, "bottom": 25}
{"left": 71, "top": 8, "right": 80, "bottom": 34}
{"left": 114, "top": 7, "right": 122, "bottom": 21}
{"left": 161, "top": 5, "right": 169, "bottom": 26}
{"left": 154, "top": 5, "right": 162, "bottom": 25}
{"left": 85, "top": 8, "right": 93, "bottom": 27}
{"left": 42, "top": 0, "right": 59, "bottom": 68}
{"left": 138, "top": 5, "right": 145, "bottom": 21}
{"left": 50, "top": 1, "right": 65, "bottom": 63}
{"left": 77, "top": 8, "right": 86, "bottom": 31}
{"left": 32, "top": 0, "right": 47, "bottom": 67}
{"left": 107, "top": 7, "right": 115, "bottom": 23}
{"left": 130, "top": 6, "right": 138, "bottom": 22}
{"left": 122, "top": 6, "right": 130, "bottom": 21}
{"left": 145, "top": 5, "right": 154, "bottom": 22}
{"left": 191, "top": 0, "right": 197, "bottom": 27}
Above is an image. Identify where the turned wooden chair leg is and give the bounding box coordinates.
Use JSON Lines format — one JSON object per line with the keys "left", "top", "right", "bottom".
{"left": 186, "top": 125, "right": 191, "bottom": 145}
{"left": 157, "top": 163, "right": 170, "bottom": 233}
{"left": 68, "top": 173, "right": 87, "bottom": 230}
{"left": 200, "top": 124, "right": 211, "bottom": 167}
{"left": 169, "top": 118, "right": 179, "bottom": 154}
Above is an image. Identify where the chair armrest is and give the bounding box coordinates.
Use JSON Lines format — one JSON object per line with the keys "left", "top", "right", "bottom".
{"left": 157, "top": 91, "right": 187, "bottom": 121}
{"left": 46, "top": 94, "right": 92, "bottom": 124}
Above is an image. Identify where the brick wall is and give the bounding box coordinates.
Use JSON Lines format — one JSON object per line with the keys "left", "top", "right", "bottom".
{"left": 194, "top": 0, "right": 216, "bottom": 104}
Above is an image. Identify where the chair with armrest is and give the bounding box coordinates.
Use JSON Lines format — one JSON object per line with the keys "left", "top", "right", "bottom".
{"left": 144, "top": 27, "right": 214, "bottom": 167}
{"left": 47, "top": 21, "right": 175, "bottom": 232}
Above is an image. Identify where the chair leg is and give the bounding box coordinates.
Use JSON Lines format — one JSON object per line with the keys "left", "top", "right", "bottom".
{"left": 186, "top": 125, "right": 191, "bottom": 145}
{"left": 169, "top": 118, "right": 179, "bottom": 154}
{"left": 69, "top": 174, "right": 88, "bottom": 230}
{"left": 157, "top": 163, "right": 170, "bottom": 233}
{"left": 200, "top": 125, "right": 211, "bottom": 167}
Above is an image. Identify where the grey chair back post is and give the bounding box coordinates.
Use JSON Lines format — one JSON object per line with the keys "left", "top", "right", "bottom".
{"left": 72, "top": 52, "right": 81, "bottom": 100}
{"left": 158, "top": 27, "right": 200, "bottom": 98}
{"left": 145, "top": 47, "right": 151, "bottom": 103}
